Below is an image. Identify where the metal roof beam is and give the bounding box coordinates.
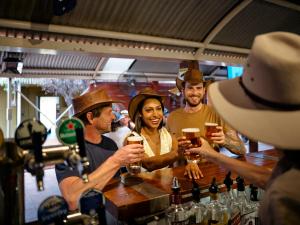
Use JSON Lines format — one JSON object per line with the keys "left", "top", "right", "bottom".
{"left": 0, "top": 19, "right": 203, "bottom": 48}
{"left": 0, "top": 36, "right": 246, "bottom": 64}
{"left": 93, "top": 57, "right": 108, "bottom": 79}
{"left": 0, "top": 19, "right": 250, "bottom": 57}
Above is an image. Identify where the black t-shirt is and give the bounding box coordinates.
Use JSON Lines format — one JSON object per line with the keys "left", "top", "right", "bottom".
{"left": 55, "top": 135, "right": 118, "bottom": 184}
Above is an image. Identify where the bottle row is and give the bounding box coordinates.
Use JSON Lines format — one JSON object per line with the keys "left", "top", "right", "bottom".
{"left": 165, "top": 172, "right": 262, "bottom": 225}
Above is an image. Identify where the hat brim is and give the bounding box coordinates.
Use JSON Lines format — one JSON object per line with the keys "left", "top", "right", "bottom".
{"left": 176, "top": 77, "right": 206, "bottom": 91}
{"left": 73, "top": 100, "right": 120, "bottom": 117}
{"left": 208, "top": 77, "right": 300, "bottom": 150}
{"left": 128, "top": 94, "right": 165, "bottom": 120}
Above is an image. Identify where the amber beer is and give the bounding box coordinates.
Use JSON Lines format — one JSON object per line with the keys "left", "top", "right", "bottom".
{"left": 126, "top": 136, "right": 143, "bottom": 175}
{"left": 205, "top": 122, "right": 218, "bottom": 141}
{"left": 182, "top": 128, "right": 201, "bottom": 163}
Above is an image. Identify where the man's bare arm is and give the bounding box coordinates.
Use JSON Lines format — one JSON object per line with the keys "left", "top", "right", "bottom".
{"left": 222, "top": 129, "right": 246, "bottom": 155}
{"left": 187, "top": 138, "right": 272, "bottom": 189}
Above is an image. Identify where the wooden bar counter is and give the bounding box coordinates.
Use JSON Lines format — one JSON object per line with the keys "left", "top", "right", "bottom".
{"left": 103, "top": 149, "right": 279, "bottom": 222}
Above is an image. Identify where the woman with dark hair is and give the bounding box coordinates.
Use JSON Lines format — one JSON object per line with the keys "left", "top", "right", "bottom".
{"left": 128, "top": 87, "right": 179, "bottom": 171}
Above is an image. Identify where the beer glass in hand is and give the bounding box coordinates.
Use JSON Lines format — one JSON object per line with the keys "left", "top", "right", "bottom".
{"left": 182, "top": 128, "right": 201, "bottom": 164}
{"left": 205, "top": 122, "right": 218, "bottom": 149}
{"left": 126, "top": 136, "right": 143, "bottom": 175}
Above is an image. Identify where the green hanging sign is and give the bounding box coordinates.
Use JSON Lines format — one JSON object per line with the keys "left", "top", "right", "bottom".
{"left": 57, "top": 118, "right": 84, "bottom": 145}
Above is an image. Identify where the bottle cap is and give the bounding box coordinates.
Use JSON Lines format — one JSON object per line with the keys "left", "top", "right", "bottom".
{"left": 223, "top": 171, "right": 233, "bottom": 191}
{"left": 171, "top": 177, "right": 180, "bottom": 191}
{"left": 236, "top": 176, "right": 245, "bottom": 191}
{"left": 192, "top": 179, "right": 201, "bottom": 202}
{"left": 250, "top": 184, "right": 259, "bottom": 201}
{"left": 209, "top": 177, "right": 218, "bottom": 194}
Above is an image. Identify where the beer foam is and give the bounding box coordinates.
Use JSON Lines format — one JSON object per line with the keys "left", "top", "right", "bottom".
{"left": 182, "top": 128, "right": 200, "bottom": 133}
{"left": 127, "top": 136, "right": 143, "bottom": 142}
{"left": 204, "top": 122, "right": 218, "bottom": 126}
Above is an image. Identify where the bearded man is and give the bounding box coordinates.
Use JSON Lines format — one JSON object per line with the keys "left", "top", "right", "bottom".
{"left": 166, "top": 64, "right": 246, "bottom": 179}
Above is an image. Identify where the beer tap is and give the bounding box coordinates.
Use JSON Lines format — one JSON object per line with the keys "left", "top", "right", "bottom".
{"left": 31, "top": 131, "right": 45, "bottom": 191}
{"left": 56, "top": 117, "right": 90, "bottom": 183}
{"left": 75, "top": 127, "right": 90, "bottom": 183}
{"left": 15, "top": 119, "right": 48, "bottom": 191}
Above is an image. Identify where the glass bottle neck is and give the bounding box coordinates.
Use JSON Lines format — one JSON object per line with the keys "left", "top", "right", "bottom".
{"left": 171, "top": 192, "right": 182, "bottom": 205}
{"left": 210, "top": 193, "right": 219, "bottom": 201}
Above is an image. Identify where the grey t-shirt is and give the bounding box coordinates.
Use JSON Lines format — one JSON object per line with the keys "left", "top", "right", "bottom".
{"left": 55, "top": 135, "right": 119, "bottom": 184}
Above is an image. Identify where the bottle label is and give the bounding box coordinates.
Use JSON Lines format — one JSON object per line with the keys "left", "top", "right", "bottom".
{"left": 230, "top": 211, "right": 241, "bottom": 225}
{"left": 241, "top": 211, "right": 256, "bottom": 225}
{"left": 170, "top": 219, "right": 189, "bottom": 225}
{"left": 212, "top": 209, "right": 217, "bottom": 221}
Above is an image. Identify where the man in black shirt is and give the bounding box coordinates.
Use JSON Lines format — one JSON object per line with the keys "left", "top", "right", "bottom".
{"left": 55, "top": 86, "right": 144, "bottom": 211}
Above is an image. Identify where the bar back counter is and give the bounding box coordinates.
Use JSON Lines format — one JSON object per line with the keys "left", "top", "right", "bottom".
{"left": 103, "top": 149, "right": 278, "bottom": 223}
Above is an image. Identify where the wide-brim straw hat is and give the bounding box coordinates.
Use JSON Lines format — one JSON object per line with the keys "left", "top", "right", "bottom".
{"left": 72, "top": 87, "right": 120, "bottom": 117}
{"left": 128, "top": 87, "right": 165, "bottom": 120}
{"left": 208, "top": 32, "right": 300, "bottom": 150}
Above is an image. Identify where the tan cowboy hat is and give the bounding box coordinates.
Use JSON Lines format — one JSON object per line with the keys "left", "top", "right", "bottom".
{"left": 176, "top": 60, "right": 205, "bottom": 91}
{"left": 208, "top": 32, "right": 300, "bottom": 150}
{"left": 128, "top": 87, "right": 165, "bottom": 120}
{"left": 72, "top": 87, "right": 120, "bottom": 117}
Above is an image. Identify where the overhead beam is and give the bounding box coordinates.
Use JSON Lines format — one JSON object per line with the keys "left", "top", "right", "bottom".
{"left": 0, "top": 18, "right": 203, "bottom": 48}
{"left": 0, "top": 36, "right": 195, "bottom": 60}
{"left": 93, "top": 57, "right": 108, "bottom": 79}
{"left": 195, "top": 0, "right": 253, "bottom": 57}
{"left": 0, "top": 36, "right": 247, "bottom": 64}
{"left": 0, "top": 19, "right": 250, "bottom": 56}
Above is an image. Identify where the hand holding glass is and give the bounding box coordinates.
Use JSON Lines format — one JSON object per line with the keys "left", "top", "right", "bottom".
{"left": 182, "top": 128, "right": 202, "bottom": 164}
{"left": 205, "top": 122, "right": 219, "bottom": 149}
{"left": 126, "top": 136, "right": 143, "bottom": 175}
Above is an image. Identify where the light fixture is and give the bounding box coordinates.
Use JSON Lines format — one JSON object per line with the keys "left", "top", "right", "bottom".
{"left": 2, "top": 57, "right": 23, "bottom": 74}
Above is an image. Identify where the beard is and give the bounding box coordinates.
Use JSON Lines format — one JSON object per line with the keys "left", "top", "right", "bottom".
{"left": 185, "top": 96, "right": 202, "bottom": 107}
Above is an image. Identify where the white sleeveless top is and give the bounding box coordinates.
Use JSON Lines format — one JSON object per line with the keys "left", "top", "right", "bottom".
{"left": 132, "top": 127, "right": 172, "bottom": 157}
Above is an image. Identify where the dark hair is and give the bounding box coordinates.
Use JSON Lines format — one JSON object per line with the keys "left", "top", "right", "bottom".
{"left": 111, "top": 121, "right": 123, "bottom": 132}
{"left": 282, "top": 150, "right": 300, "bottom": 169}
{"left": 77, "top": 103, "right": 112, "bottom": 125}
{"left": 133, "top": 96, "right": 164, "bottom": 134}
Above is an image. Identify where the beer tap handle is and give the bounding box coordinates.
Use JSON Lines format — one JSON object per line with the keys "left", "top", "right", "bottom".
{"left": 32, "top": 131, "right": 45, "bottom": 191}
{"left": 75, "top": 127, "right": 90, "bottom": 183}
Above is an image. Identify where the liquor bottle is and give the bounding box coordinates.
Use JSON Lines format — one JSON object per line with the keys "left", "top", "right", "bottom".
{"left": 223, "top": 172, "right": 241, "bottom": 225}
{"left": 187, "top": 179, "right": 206, "bottom": 225}
{"left": 248, "top": 184, "right": 260, "bottom": 225}
{"left": 235, "top": 177, "right": 253, "bottom": 225}
{"left": 205, "top": 177, "right": 228, "bottom": 225}
{"left": 166, "top": 177, "right": 189, "bottom": 225}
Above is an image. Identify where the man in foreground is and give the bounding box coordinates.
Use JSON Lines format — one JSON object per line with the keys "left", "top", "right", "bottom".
{"left": 186, "top": 32, "right": 300, "bottom": 225}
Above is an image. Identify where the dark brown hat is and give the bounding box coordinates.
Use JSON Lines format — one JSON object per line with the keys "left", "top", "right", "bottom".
{"left": 128, "top": 87, "right": 165, "bottom": 120}
{"left": 176, "top": 69, "right": 205, "bottom": 91}
{"left": 72, "top": 87, "right": 120, "bottom": 117}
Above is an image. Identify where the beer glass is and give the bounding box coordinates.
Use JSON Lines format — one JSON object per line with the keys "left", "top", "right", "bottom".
{"left": 182, "top": 128, "right": 201, "bottom": 163}
{"left": 126, "top": 136, "right": 143, "bottom": 175}
{"left": 205, "top": 122, "right": 218, "bottom": 142}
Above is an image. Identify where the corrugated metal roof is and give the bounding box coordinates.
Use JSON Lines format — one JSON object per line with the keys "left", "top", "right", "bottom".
{"left": 0, "top": 0, "right": 241, "bottom": 42}
{"left": 0, "top": 0, "right": 299, "bottom": 81}
{"left": 24, "top": 53, "right": 101, "bottom": 70}
{"left": 213, "top": 0, "right": 300, "bottom": 48}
